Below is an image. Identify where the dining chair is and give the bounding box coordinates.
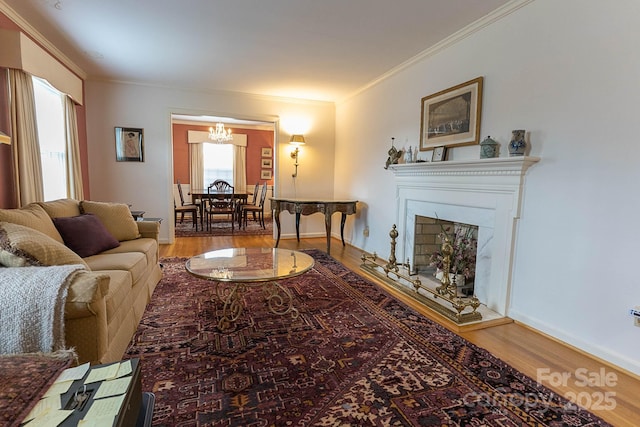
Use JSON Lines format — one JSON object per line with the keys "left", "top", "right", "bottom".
{"left": 241, "top": 182, "right": 268, "bottom": 229}
{"left": 176, "top": 180, "right": 200, "bottom": 230}
{"left": 205, "top": 182, "right": 236, "bottom": 231}
{"left": 235, "top": 182, "right": 260, "bottom": 227}
{"left": 174, "top": 198, "right": 198, "bottom": 231}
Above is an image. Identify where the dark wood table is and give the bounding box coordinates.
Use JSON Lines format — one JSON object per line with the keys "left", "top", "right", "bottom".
{"left": 270, "top": 198, "right": 357, "bottom": 254}
{"left": 189, "top": 189, "right": 249, "bottom": 226}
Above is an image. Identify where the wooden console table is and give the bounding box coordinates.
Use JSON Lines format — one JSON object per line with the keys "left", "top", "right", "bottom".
{"left": 270, "top": 198, "right": 357, "bottom": 254}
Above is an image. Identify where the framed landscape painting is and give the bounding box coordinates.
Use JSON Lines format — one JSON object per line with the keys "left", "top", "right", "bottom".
{"left": 419, "top": 77, "right": 483, "bottom": 151}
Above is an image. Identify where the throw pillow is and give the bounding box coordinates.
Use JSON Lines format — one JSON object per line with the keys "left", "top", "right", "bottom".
{"left": 80, "top": 201, "right": 140, "bottom": 242}
{"left": 0, "top": 203, "right": 64, "bottom": 243}
{"left": 37, "top": 198, "right": 82, "bottom": 218}
{"left": 0, "top": 222, "right": 89, "bottom": 269}
{"left": 53, "top": 214, "right": 120, "bottom": 258}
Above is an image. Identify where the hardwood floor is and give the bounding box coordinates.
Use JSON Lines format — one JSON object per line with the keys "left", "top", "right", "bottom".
{"left": 160, "top": 234, "right": 639, "bottom": 426}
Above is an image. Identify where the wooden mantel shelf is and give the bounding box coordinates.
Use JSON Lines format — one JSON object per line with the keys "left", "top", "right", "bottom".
{"left": 389, "top": 156, "right": 540, "bottom": 177}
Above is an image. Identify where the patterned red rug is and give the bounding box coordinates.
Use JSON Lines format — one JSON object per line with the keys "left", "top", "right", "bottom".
{"left": 125, "top": 250, "right": 610, "bottom": 426}
{"left": 174, "top": 217, "right": 273, "bottom": 237}
{"left": 0, "top": 351, "right": 75, "bottom": 427}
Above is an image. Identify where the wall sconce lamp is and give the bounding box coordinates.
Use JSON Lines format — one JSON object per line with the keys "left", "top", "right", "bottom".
{"left": 289, "top": 134, "right": 306, "bottom": 178}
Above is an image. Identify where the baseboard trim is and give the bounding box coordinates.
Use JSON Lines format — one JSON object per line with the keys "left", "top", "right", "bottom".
{"left": 508, "top": 309, "right": 640, "bottom": 379}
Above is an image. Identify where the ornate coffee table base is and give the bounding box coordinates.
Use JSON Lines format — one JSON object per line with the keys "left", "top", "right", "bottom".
{"left": 215, "top": 281, "right": 299, "bottom": 331}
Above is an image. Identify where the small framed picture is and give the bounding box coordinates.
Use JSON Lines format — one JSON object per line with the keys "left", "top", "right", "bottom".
{"left": 431, "top": 146, "right": 447, "bottom": 162}
{"left": 261, "top": 170, "right": 272, "bottom": 179}
{"left": 261, "top": 147, "right": 272, "bottom": 157}
{"left": 261, "top": 158, "right": 272, "bottom": 168}
{"left": 115, "top": 127, "right": 144, "bottom": 162}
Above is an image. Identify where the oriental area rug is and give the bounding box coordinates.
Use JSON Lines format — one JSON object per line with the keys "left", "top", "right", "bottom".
{"left": 174, "top": 217, "right": 272, "bottom": 237}
{"left": 125, "top": 250, "right": 610, "bottom": 426}
{"left": 0, "top": 351, "right": 75, "bottom": 427}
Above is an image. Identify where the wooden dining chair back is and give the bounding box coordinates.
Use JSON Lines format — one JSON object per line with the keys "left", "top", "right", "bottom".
{"left": 242, "top": 182, "right": 268, "bottom": 229}
{"left": 174, "top": 197, "right": 199, "bottom": 231}
{"left": 208, "top": 179, "right": 233, "bottom": 193}
{"left": 235, "top": 182, "right": 260, "bottom": 228}
{"left": 176, "top": 179, "right": 200, "bottom": 230}
{"left": 205, "top": 182, "right": 236, "bottom": 231}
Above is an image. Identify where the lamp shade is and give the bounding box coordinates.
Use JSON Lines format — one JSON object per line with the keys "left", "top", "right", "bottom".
{"left": 289, "top": 135, "right": 305, "bottom": 145}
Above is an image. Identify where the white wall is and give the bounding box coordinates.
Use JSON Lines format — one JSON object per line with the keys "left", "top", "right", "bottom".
{"left": 336, "top": 0, "right": 640, "bottom": 374}
{"left": 85, "top": 81, "right": 335, "bottom": 243}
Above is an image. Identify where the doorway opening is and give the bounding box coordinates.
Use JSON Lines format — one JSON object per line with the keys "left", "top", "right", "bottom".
{"left": 170, "top": 113, "right": 277, "bottom": 238}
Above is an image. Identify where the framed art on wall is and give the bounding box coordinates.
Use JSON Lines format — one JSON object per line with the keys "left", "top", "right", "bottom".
{"left": 115, "top": 127, "right": 144, "bottom": 162}
{"left": 419, "top": 77, "right": 483, "bottom": 151}
{"left": 261, "top": 170, "right": 272, "bottom": 179}
{"left": 261, "top": 147, "right": 272, "bottom": 157}
{"left": 261, "top": 159, "right": 272, "bottom": 168}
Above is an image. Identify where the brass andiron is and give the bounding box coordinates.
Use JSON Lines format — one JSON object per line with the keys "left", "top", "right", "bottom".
{"left": 361, "top": 224, "right": 481, "bottom": 324}
{"left": 435, "top": 234, "right": 458, "bottom": 299}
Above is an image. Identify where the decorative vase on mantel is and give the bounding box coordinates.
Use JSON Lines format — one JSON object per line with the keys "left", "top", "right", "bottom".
{"left": 508, "top": 129, "right": 527, "bottom": 156}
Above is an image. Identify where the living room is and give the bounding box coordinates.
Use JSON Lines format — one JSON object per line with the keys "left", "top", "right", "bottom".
{"left": 1, "top": 0, "right": 639, "bottom": 425}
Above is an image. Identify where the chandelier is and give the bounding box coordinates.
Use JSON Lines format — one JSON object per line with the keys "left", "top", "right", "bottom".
{"left": 208, "top": 123, "right": 232, "bottom": 142}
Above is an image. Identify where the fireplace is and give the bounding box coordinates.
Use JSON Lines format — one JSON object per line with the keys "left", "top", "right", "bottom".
{"left": 413, "top": 216, "right": 478, "bottom": 297}
{"left": 390, "top": 157, "right": 539, "bottom": 316}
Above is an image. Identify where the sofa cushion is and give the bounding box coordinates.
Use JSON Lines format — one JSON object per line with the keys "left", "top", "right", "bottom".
{"left": 0, "top": 222, "right": 89, "bottom": 269}
{"left": 102, "top": 238, "right": 158, "bottom": 266}
{"left": 80, "top": 201, "right": 140, "bottom": 242}
{"left": 37, "top": 198, "right": 82, "bottom": 218}
{"left": 84, "top": 252, "right": 147, "bottom": 285}
{"left": 0, "top": 203, "right": 64, "bottom": 243}
{"left": 53, "top": 214, "right": 120, "bottom": 258}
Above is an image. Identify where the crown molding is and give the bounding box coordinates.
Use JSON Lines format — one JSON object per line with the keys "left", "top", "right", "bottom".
{"left": 0, "top": 0, "right": 86, "bottom": 79}
{"left": 339, "top": 0, "right": 536, "bottom": 104}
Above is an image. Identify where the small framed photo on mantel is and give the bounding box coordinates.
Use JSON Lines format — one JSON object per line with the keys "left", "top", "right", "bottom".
{"left": 431, "top": 146, "right": 447, "bottom": 162}
{"left": 115, "top": 127, "right": 144, "bottom": 162}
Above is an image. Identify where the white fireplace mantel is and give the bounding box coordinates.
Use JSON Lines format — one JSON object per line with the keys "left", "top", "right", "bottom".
{"left": 389, "top": 156, "right": 540, "bottom": 178}
{"left": 389, "top": 156, "right": 540, "bottom": 316}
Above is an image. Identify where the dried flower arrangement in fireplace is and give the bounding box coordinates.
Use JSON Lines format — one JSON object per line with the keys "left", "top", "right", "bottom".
{"left": 429, "top": 223, "right": 478, "bottom": 280}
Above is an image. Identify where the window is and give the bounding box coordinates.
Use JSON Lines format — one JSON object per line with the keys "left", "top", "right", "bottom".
{"left": 203, "top": 143, "right": 233, "bottom": 187}
{"left": 32, "top": 76, "right": 67, "bottom": 201}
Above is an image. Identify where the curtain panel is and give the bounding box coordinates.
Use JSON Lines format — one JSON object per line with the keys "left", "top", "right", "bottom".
{"left": 8, "top": 69, "right": 43, "bottom": 206}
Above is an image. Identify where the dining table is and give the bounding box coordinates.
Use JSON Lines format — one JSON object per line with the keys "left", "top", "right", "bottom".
{"left": 189, "top": 188, "right": 249, "bottom": 227}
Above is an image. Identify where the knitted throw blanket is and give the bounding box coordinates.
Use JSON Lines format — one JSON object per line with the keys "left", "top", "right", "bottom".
{"left": 0, "top": 265, "right": 85, "bottom": 354}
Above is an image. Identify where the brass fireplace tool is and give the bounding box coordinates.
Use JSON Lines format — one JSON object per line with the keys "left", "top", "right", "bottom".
{"left": 361, "top": 225, "right": 481, "bottom": 324}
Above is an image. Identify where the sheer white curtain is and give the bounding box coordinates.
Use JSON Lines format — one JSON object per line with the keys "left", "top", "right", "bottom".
{"left": 9, "top": 69, "right": 44, "bottom": 205}
{"left": 233, "top": 144, "right": 247, "bottom": 194}
{"left": 189, "top": 142, "right": 204, "bottom": 190}
{"left": 63, "top": 95, "right": 84, "bottom": 200}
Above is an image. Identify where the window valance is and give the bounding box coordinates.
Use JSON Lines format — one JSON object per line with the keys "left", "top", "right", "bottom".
{"left": 0, "top": 29, "right": 83, "bottom": 105}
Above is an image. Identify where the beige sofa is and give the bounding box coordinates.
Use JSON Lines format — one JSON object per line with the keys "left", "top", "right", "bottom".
{"left": 0, "top": 199, "right": 162, "bottom": 364}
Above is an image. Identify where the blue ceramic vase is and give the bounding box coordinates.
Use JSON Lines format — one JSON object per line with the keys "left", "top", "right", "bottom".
{"left": 508, "top": 130, "right": 526, "bottom": 156}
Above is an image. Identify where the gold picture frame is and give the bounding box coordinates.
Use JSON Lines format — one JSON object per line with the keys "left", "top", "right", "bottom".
{"left": 261, "top": 170, "right": 272, "bottom": 179}
{"left": 419, "top": 77, "right": 483, "bottom": 151}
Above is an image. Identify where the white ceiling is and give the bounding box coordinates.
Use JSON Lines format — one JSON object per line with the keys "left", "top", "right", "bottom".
{"left": 2, "top": 0, "right": 510, "bottom": 103}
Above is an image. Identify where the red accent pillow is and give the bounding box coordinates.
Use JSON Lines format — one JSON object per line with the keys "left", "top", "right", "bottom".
{"left": 53, "top": 214, "right": 120, "bottom": 257}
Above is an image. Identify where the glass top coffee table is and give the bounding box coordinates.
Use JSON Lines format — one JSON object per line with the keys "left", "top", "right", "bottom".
{"left": 185, "top": 247, "right": 314, "bottom": 331}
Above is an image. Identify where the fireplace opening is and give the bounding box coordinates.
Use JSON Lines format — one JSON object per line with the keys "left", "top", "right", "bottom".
{"left": 413, "top": 215, "right": 478, "bottom": 297}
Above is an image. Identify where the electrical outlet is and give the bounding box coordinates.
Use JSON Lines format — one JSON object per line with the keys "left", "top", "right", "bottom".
{"left": 363, "top": 226, "right": 369, "bottom": 237}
